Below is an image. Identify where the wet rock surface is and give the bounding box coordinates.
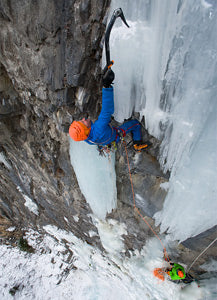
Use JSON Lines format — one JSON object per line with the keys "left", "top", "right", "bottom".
{"left": 115, "top": 134, "right": 168, "bottom": 218}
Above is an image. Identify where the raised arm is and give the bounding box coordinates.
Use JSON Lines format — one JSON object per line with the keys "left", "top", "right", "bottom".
{"left": 97, "top": 87, "right": 114, "bottom": 127}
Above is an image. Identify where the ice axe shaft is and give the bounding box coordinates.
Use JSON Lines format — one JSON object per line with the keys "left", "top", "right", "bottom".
{"left": 104, "top": 8, "right": 129, "bottom": 69}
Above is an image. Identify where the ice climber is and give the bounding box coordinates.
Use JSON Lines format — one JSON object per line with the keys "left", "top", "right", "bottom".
{"left": 166, "top": 263, "right": 194, "bottom": 284}
{"left": 69, "top": 68, "right": 150, "bottom": 153}
{"left": 166, "top": 263, "right": 186, "bottom": 281}
{"left": 153, "top": 262, "right": 194, "bottom": 284}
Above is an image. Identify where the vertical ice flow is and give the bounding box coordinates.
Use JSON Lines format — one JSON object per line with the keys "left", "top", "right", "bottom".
{"left": 108, "top": 0, "right": 217, "bottom": 241}
{"left": 70, "top": 139, "right": 117, "bottom": 219}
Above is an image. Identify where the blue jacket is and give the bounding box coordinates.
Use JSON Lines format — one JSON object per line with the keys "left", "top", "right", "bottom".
{"left": 85, "top": 87, "right": 117, "bottom": 146}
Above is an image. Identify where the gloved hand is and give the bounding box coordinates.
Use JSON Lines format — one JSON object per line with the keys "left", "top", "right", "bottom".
{"left": 102, "top": 68, "right": 115, "bottom": 88}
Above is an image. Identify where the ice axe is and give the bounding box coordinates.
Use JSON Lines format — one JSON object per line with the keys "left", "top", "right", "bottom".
{"left": 104, "top": 8, "right": 130, "bottom": 71}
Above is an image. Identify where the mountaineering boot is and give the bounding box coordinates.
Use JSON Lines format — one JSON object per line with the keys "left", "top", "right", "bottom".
{"left": 133, "top": 140, "right": 152, "bottom": 152}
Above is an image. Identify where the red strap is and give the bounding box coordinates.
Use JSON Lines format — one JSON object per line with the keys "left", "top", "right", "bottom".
{"left": 114, "top": 127, "right": 126, "bottom": 138}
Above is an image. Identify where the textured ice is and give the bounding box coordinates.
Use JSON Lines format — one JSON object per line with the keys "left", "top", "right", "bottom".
{"left": 69, "top": 139, "right": 117, "bottom": 219}
{"left": 108, "top": 0, "right": 217, "bottom": 241}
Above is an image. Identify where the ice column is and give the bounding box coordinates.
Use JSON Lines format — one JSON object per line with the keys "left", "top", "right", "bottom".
{"left": 70, "top": 139, "right": 117, "bottom": 220}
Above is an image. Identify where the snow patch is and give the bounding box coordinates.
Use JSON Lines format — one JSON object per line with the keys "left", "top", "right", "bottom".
{"left": 201, "top": 259, "right": 217, "bottom": 272}
{"left": 0, "top": 226, "right": 211, "bottom": 299}
{"left": 41, "top": 186, "right": 47, "bottom": 193}
{"left": 76, "top": 87, "right": 86, "bottom": 107}
{"left": 133, "top": 152, "right": 141, "bottom": 165}
{"left": 73, "top": 215, "right": 79, "bottom": 222}
{"left": 0, "top": 152, "right": 11, "bottom": 169}
{"left": 88, "top": 230, "right": 98, "bottom": 238}
{"left": 160, "top": 182, "right": 170, "bottom": 191}
{"left": 17, "top": 186, "right": 39, "bottom": 215}
{"left": 6, "top": 226, "right": 16, "bottom": 232}
{"left": 64, "top": 217, "right": 69, "bottom": 223}
{"left": 201, "top": 0, "right": 213, "bottom": 9}
{"left": 23, "top": 194, "right": 39, "bottom": 215}
{"left": 95, "top": 218, "right": 127, "bottom": 254}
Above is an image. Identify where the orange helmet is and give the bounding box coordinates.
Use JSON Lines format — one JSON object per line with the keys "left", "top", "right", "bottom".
{"left": 178, "top": 270, "right": 184, "bottom": 278}
{"left": 69, "top": 121, "right": 91, "bottom": 141}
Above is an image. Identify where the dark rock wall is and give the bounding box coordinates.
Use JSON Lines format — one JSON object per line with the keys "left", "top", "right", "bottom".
{"left": 0, "top": 0, "right": 110, "bottom": 248}
{"left": 0, "top": 0, "right": 108, "bottom": 117}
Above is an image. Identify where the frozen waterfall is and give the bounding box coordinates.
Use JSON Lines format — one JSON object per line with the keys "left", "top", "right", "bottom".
{"left": 108, "top": 0, "right": 217, "bottom": 241}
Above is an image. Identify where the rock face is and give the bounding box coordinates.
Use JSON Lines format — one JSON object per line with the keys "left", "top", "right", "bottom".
{"left": 0, "top": 0, "right": 107, "bottom": 112}
{"left": 115, "top": 133, "right": 169, "bottom": 218}
{"left": 0, "top": 0, "right": 216, "bottom": 278}
{"left": 0, "top": 0, "right": 111, "bottom": 249}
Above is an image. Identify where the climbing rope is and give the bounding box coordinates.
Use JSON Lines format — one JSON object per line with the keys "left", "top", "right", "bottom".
{"left": 123, "top": 140, "right": 171, "bottom": 263}
{"left": 187, "top": 236, "right": 217, "bottom": 272}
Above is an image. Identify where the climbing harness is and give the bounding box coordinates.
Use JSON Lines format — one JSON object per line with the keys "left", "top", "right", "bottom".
{"left": 122, "top": 139, "right": 171, "bottom": 263}
{"left": 94, "top": 126, "right": 127, "bottom": 156}
{"left": 104, "top": 8, "right": 129, "bottom": 71}
{"left": 97, "top": 141, "right": 117, "bottom": 157}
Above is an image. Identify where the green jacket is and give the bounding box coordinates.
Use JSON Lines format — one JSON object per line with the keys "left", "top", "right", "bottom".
{"left": 169, "top": 263, "right": 186, "bottom": 280}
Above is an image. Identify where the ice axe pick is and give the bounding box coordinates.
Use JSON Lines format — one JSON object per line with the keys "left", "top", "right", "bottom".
{"left": 104, "top": 8, "right": 130, "bottom": 70}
